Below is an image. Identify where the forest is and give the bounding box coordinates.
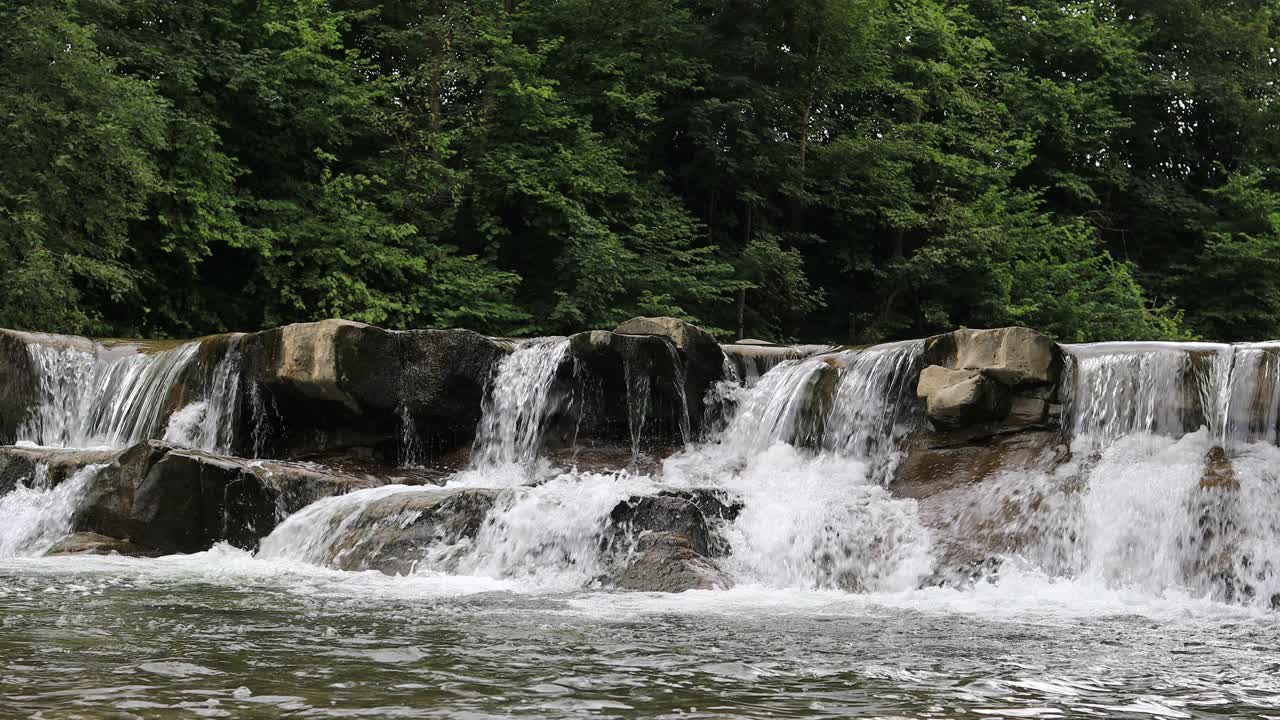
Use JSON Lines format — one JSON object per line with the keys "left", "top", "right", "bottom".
{"left": 2, "top": 0, "right": 1278, "bottom": 343}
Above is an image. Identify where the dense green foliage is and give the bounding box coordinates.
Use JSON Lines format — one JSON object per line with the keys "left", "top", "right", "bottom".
{"left": 2, "top": 0, "right": 1277, "bottom": 342}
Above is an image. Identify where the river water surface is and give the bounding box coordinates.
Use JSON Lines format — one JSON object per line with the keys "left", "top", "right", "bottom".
{"left": 3, "top": 550, "right": 1278, "bottom": 719}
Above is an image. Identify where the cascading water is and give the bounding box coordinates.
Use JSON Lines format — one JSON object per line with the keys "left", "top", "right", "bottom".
{"left": 469, "top": 338, "right": 571, "bottom": 471}
{"left": 253, "top": 333, "right": 1280, "bottom": 605}
{"left": 956, "top": 341, "right": 1280, "bottom": 606}
{"left": 0, "top": 464, "right": 103, "bottom": 556}
{"left": 663, "top": 342, "right": 931, "bottom": 591}
{"left": 20, "top": 342, "right": 201, "bottom": 449}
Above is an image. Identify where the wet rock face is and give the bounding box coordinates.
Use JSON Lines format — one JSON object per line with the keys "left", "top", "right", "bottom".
{"left": 613, "top": 317, "right": 727, "bottom": 439}
{"left": 45, "top": 532, "right": 157, "bottom": 557}
{"left": 916, "top": 327, "right": 1063, "bottom": 436}
{"left": 894, "top": 431, "right": 1072, "bottom": 585}
{"left": 0, "top": 442, "right": 381, "bottom": 554}
{"left": 566, "top": 331, "right": 696, "bottom": 449}
{"left": 241, "top": 321, "right": 510, "bottom": 462}
{"left": 0, "top": 330, "right": 99, "bottom": 444}
{"left": 239, "top": 320, "right": 402, "bottom": 461}
{"left": 400, "top": 329, "right": 509, "bottom": 451}
{"left": 0, "top": 331, "right": 38, "bottom": 444}
{"left": 0, "top": 446, "right": 118, "bottom": 496}
{"left": 603, "top": 490, "right": 739, "bottom": 592}
{"left": 605, "top": 531, "right": 733, "bottom": 592}
{"left": 307, "top": 488, "right": 500, "bottom": 574}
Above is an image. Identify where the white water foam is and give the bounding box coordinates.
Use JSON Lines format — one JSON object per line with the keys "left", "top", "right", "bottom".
{"left": 662, "top": 342, "right": 932, "bottom": 591}
{"left": 0, "top": 464, "right": 103, "bottom": 556}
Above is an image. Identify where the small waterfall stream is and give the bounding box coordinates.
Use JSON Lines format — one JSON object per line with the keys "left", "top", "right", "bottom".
{"left": 162, "top": 337, "right": 244, "bottom": 453}
{"left": 17, "top": 337, "right": 245, "bottom": 453}
{"left": 470, "top": 338, "right": 571, "bottom": 470}
{"left": 959, "top": 341, "right": 1280, "bottom": 605}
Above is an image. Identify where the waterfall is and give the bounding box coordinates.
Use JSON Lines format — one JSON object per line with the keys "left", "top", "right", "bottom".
{"left": 0, "top": 464, "right": 103, "bottom": 556}
{"left": 470, "top": 338, "right": 571, "bottom": 470}
{"left": 162, "top": 337, "right": 244, "bottom": 453}
{"left": 960, "top": 341, "right": 1280, "bottom": 606}
{"left": 664, "top": 342, "right": 932, "bottom": 591}
{"left": 19, "top": 342, "right": 201, "bottom": 449}
{"left": 250, "top": 333, "right": 1280, "bottom": 604}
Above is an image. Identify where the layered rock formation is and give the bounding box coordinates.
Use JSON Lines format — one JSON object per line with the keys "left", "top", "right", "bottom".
{"left": 2, "top": 441, "right": 383, "bottom": 554}
{"left": 5, "top": 318, "right": 1266, "bottom": 602}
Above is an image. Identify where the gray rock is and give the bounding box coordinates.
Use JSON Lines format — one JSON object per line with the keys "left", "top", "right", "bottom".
{"left": 614, "top": 317, "right": 727, "bottom": 434}
{"left": 240, "top": 321, "right": 509, "bottom": 463}
{"left": 925, "top": 327, "right": 1061, "bottom": 387}
{"left": 1006, "top": 396, "right": 1050, "bottom": 427}
{"left": 916, "top": 365, "right": 981, "bottom": 399}
{"left": 605, "top": 531, "right": 733, "bottom": 592}
{"left": 303, "top": 488, "right": 499, "bottom": 574}
{"left": 567, "top": 331, "right": 692, "bottom": 448}
{"left": 239, "top": 320, "right": 401, "bottom": 459}
{"left": 0, "top": 445, "right": 118, "bottom": 496}
{"left": 45, "top": 532, "right": 157, "bottom": 557}
{"left": 0, "top": 441, "right": 383, "bottom": 554}
{"left": 602, "top": 490, "right": 738, "bottom": 592}
{"left": 400, "top": 329, "right": 509, "bottom": 442}
{"left": 924, "top": 372, "right": 1010, "bottom": 428}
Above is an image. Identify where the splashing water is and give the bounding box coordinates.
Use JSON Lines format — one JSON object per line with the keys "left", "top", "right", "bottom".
{"left": 448, "top": 471, "right": 659, "bottom": 590}
{"left": 0, "top": 464, "right": 103, "bottom": 556}
{"left": 663, "top": 342, "right": 932, "bottom": 591}
{"left": 950, "top": 342, "right": 1280, "bottom": 607}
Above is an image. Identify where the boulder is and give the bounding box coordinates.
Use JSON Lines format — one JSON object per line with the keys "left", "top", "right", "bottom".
{"left": 916, "top": 366, "right": 980, "bottom": 399}
{"left": 399, "top": 330, "right": 510, "bottom": 448}
{"left": 602, "top": 490, "right": 738, "bottom": 592}
{"left": 0, "top": 445, "right": 118, "bottom": 495}
{"left": 604, "top": 531, "right": 733, "bottom": 592}
{"left": 297, "top": 488, "right": 499, "bottom": 574}
{"left": 61, "top": 441, "right": 382, "bottom": 553}
{"left": 916, "top": 327, "right": 1063, "bottom": 435}
{"left": 721, "top": 343, "right": 807, "bottom": 385}
{"left": 568, "top": 331, "right": 699, "bottom": 449}
{"left": 615, "top": 317, "right": 722, "bottom": 366}
{"left": 240, "top": 320, "right": 401, "bottom": 460}
{"left": 1006, "top": 396, "right": 1050, "bottom": 428}
{"left": 893, "top": 431, "right": 1068, "bottom": 500}
{"left": 924, "top": 327, "right": 1061, "bottom": 387}
{"left": 614, "top": 317, "right": 727, "bottom": 435}
{"left": 922, "top": 371, "right": 1010, "bottom": 428}
{"left": 45, "top": 532, "right": 157, "bottom": 557}
{"left": 240, "top": 321, "right": 511, "bottom": 463}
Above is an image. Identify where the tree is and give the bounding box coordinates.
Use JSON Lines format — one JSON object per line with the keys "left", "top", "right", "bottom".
{"left": 0, "top": 0, "right": 166, "bottom": 334}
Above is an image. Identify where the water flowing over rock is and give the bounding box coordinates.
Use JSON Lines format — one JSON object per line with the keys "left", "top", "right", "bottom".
{"left": 4, "top": 318, "right": 1280, "bottom": 605}
{"left": 471, "top": 338, "right": 573, "bottom": 469}
{"left": 0, "top": 441, "right": 383, "bottom": 554}
{"left": 0, "top": 463, "right": 104, "bottom": 556}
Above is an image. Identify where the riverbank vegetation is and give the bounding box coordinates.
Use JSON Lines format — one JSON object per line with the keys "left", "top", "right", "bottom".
{"left": 3, "top": 0, "right": 1277, "bottom": 342}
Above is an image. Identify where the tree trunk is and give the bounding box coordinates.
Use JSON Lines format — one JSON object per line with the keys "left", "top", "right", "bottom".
{"left": 737, "top": 288, "right": 747, "bottom": 340}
